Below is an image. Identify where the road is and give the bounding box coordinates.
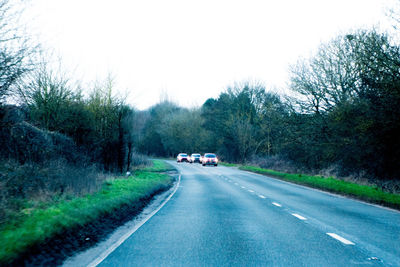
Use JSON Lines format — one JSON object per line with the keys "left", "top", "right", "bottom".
{"left": 69, "top": 161, "right": 400, "bottom": 266}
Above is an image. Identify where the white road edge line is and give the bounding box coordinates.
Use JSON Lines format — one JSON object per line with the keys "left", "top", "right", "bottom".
{"left": 243, "top": 169, "right": 400, "bottom": 214}
{"left": 272, "top": 202, "right": 282, "bottom": 207}
{"left": 327, "top": 233, "right": 355, "bottom": 245}
{"left": 292, "top": 213, "right": 307, "bottom": 220}
{"left": 258, "top": 195, "right": 266, "bottom": 199}
{"left": 88, "top": 174, "right": 182, "bottom": 267}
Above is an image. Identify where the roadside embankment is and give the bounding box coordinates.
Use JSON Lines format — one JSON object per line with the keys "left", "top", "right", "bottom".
{"left": 220, "top": 163, "right": 400, "bottom": 210}
{"left": 0, "top": 160, "right": 176, "bottom": 266}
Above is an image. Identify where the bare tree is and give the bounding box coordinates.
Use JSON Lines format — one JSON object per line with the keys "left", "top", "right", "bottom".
{"left": 0, "top": 0, "right": 36, "bottom": 103}
{"left": 289, "top": 33, "right": 364, "bottom": 114}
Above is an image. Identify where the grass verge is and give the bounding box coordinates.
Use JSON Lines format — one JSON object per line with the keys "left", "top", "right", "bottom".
{"left": 142, "top": 159, "right": 176, "bottom": 172}
{"left": 0, "top": 160, "right": 175, "bottom": 265}
{"left": 221, "top": 162, "right": 400, "bottom": 209}
{"left": 219, "top": 162, "right": 239, "bottom": 167}
{"left": 238, "top": 165, "right": 400, "bottom": 210}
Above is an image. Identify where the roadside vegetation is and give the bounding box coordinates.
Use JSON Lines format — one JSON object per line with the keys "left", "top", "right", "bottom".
{"left": 238, "top": 165, "right": 400, "bottom": 210}
{"left": 136, "top": 26, "right": 400, "bottom": 194}
{"left": 0, "top": 160, "right": 175, "bottom": 265}
{"left": 1, "top": 0, "right": 400, "bottom": 262}
{"left": 219, "top": 161, "right": 400, "bottom": 209}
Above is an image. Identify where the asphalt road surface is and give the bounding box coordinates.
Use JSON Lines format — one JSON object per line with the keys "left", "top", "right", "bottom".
{"left": 71, "top": 161, "right": 400, "bottom": 266}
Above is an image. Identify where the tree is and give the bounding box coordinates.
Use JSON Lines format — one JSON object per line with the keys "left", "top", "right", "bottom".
{"left": 256, "top": 92, "right": 289, "bottom": 156}
{"left": 201, "top": 81, "right": 284, "bottom": 162}
{"left": 349, "top": 30, "right": 400, "bottom": 178}
{"left": 158, "top": 108, "right": 207, "bottom": 155}
{"left": 289, "top": 34, "right": 363, "bottom": 115}
{"left": 289, "top": 29, "right": 400, "bottom": 178}
{"left": 138, "top": 101, "right": 180, "bottom": 156}
{"left": 21, "top": 64, "right": 77, "bottom": 131}
{"left": 0, "top": 0, "right": 35, "bottom": 103}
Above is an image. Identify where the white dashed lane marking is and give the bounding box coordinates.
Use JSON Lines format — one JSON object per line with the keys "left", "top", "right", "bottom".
{"left": 327, "top": 233, "right": 355, "bottom": 245}
{"left": 292, "top": 213, "right": 307, "bottom": 220}
{"left": 219, "top": 175, "right": 357, "bottom": 250}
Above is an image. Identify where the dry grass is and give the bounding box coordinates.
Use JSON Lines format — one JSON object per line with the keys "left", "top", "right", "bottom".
{"left": 129, "top": 152, "right": 151, "bottom": 170}
{"left": 0, "top": 160, "right": 174, "bottom": 265}
{"left": 0, "top": 151, "right": 154, "bottom": 228}
{"left": 240, "top": 165, "right": 400, "bottom": 209}
{"left": 249, "top": 155, "right": 309, "bottom": 174}
{"left": 248, "top": 155, "right": 400, "bottom": 194}
{"left": 0, "top": 159, "right": 108, "bottom": 227}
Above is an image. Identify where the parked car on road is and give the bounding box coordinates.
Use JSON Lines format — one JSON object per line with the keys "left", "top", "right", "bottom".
{"left": 177, "top": 153, "right": 189, "bottom": 162}
{"left": 202, "top": 153, "right": 218, "bottom": 166}
{"left": 190, "top": 153, "right": 201, "bottom": 163}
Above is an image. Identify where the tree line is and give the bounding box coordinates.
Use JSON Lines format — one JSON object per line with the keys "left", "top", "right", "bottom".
{"left": 1, "top": 0, "right": 399, "bottom": 183}
{"left": 137, "top": 29, "right": 400, "bottom": 181}
{"left": 0, "top": 1, "right": 137, "bottom": 173}
{"left": 2, "top": 67, "right": 136, "bottom": 173}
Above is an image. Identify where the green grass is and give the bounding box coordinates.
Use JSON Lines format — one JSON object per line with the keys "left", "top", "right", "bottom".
{"left": 0, "top": 160, "right": 175, "bottom": 265}
{"left": 142, "top": 159, "right": 175, "bottom": 172}
{"left": 219, "top": 162, "right": 240, "bottom": 167}
{"left": 239, "top": 165, "right": 400, "bottom": 209}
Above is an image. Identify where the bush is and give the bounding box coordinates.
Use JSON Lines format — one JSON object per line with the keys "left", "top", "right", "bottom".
{"left": 48, "top": 131, "right": 80, "bottom": 163}
{"left": 10, "top": 121, "right": 54, "bottom": 164}
{"left": 248, "top": 155, "right": 400, "bottom": 194}
{"left": 0, "top": 159, "right": 107, "bottom": 227}
{"left": 130, "top": 152, "right": 151, "bottom": 170}
{"left": 1, "top": 105, "right": 86, "bottom": 165}
{"left": 249, "top": 155, "right": 305, "bottom": 174}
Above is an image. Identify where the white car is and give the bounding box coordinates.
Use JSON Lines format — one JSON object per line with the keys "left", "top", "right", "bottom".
{"left": 190, "top": 153, "right": 201, "bottom": 163}
{"left": 202, "top": 153, "right": 218, "bottom": 166}
{"left": 177, "top": 153, "right": 189, "bottom": 162}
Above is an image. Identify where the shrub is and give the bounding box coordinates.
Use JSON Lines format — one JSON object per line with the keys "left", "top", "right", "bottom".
{"left": 249, "top": 155, "right": 305, "bottom": 174}
{"left": 0, "top": 159, "right": 107, "bottom": 228}
{"left": 130, "top": 152, "right": 151, "bottom": 170}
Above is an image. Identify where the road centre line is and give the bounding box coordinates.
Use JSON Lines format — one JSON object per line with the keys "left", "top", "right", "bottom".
{"left": 292, "top": 213, "right": 307, "bottom": 220}
{"left": 234, "top": 183, "right": 239, "bottom": 185}
{"left": 258, "top": 195, "right": 266, "bottom": 199}
{"left": 248, "top": 189, "right": 255, "bottom": 193}
{"left": 326, "top": 233, "right": 355, "bottom": 245}
{"left": 241, "top": 186, "right": 246, "bottom": 189}
{"left": 272, "top": 202, "right": 282, "bottom": 207}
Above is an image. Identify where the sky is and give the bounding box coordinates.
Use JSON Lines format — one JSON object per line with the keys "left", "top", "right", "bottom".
{"left": 23, "top": 0, "right": 393, "bottom": 110}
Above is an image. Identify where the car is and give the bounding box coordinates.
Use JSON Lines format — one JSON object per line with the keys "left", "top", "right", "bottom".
{"left": 177, "top": 153, "right": 189, "bottom": 162}
{"left": 190, "top": 153, "right": 201, "bottom": 163}
{"left": 202, "top": 153, "right": 218, "bottom": 166}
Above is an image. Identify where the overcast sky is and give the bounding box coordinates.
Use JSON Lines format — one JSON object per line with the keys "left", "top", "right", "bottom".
{"left": 24, "top": 0, "right": 393, "bottom": 109}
